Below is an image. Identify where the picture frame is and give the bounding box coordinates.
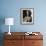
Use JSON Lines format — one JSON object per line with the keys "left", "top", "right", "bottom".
{"left": 20, "top": 8, "right": 34, "bottom": 25}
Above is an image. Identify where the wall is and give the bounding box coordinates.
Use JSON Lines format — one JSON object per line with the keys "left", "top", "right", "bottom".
{"left": 0, "top": 0, "right": 46, "bottom": 46}
{"left": 0, "top": 0, "right": 46, "bottom": 32}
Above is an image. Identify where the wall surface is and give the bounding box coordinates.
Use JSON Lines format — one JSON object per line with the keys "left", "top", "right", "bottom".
{"left": 0, "top": 0, "right": 46, "bottom": 46}
{"left": 0, "top": 0, "right": 46, "bottom": 32}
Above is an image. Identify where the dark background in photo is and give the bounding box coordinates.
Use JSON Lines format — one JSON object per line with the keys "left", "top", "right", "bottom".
{"left": 23, "top": 10, "right": 32, "bottom": 22}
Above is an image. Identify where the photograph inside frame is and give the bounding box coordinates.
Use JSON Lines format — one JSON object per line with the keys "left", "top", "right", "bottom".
{"left": 21, "top": 8, "right": 34, "bottom": 24}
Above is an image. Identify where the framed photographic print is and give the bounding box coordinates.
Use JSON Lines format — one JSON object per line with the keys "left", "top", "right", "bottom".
{"left": 20, "top": 8, "right": 34, "bottom": 24}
